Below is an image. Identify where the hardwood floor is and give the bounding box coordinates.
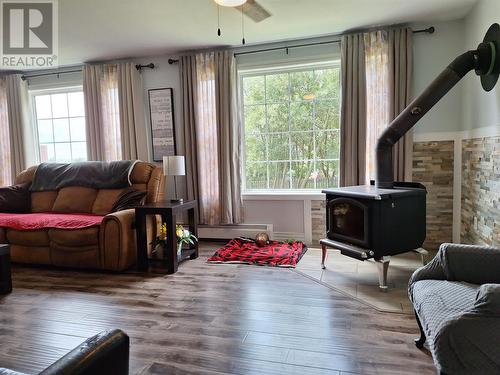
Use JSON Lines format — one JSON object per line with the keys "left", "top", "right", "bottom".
{"left": 0, "top": 243, "right": 435, "bottom": 374}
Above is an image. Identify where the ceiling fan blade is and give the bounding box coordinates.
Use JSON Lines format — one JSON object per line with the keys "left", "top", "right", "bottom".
{"left": 238, "top": 0, "right": 271, "bottom": 23}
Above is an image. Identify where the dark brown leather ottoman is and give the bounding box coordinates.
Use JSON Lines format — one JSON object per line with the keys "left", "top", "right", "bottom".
{"left": 0, "top": 244, "right": 12, "bottom": 294}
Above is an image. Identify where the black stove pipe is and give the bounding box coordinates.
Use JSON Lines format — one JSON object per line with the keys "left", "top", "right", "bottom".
{"left": 375, "top": 23, "right": 499, "bottom": 189}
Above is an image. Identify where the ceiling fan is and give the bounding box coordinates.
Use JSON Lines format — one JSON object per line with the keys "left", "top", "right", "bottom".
{"left": 214, "top": 0, "right": 272, "bottom": 23}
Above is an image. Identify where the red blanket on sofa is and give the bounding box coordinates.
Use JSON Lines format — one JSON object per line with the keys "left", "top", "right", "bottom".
{"left": 0, "top": 213, "right": 104, "bottom": 230}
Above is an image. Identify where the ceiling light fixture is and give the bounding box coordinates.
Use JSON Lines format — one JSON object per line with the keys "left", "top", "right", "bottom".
{"left": 214, "top": 0, "right": 247, "bottom": 7}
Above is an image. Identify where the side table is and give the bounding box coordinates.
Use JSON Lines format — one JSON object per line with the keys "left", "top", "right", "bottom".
{"left": 135, "top": 200, "right": 198, "bottom": 274}
{"left": 0, "top": 244, "right": 12, "bottom": 294}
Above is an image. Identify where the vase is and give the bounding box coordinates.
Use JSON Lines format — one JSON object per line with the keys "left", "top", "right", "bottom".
{"left": 177, "top": 242, "right": 183, "bottom": 259}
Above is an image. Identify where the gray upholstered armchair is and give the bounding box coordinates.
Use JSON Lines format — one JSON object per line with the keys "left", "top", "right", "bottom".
{"left": 408, "top": 243, "right": 500, "bottom": 375}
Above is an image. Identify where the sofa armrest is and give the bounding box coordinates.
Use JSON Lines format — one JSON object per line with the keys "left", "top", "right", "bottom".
{"left": 100, "top": 209, "right": 136, "bottom": 271}
{"left": 39, "top": 329, "right": 129, "bottom": 375}
{"left": 438, "top": 243, "right": 500, "bottom": 284}
{"left": 474, "top": 284, "right": 500, "bottom": 314}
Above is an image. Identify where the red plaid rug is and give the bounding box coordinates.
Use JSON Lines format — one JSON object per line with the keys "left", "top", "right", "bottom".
{"left": 207, "top": 238, "right": 307, "bottom": 268}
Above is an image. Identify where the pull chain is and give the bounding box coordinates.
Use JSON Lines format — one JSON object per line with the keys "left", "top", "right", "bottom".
{"left": 241, "top": 4, "right": 245, "bottom": 45}
{"left": 217, "top": 5, "right": 221, "bottom": 37}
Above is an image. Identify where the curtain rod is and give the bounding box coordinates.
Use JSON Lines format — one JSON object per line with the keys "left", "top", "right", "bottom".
{"left": 21, "top": 62, "right": 155, "bottom": 80}
{"left": 167, "top": 26, "right": 434, "bottom": 63}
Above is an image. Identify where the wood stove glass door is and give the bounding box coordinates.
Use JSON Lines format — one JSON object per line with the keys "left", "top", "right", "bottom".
{"left": 327, "top": 198, "right": 369, "bottom": 247}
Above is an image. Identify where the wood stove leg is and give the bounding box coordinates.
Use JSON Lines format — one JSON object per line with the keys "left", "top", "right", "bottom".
{"left": 414, "top": 311, "right": 426, "bottom": 349}
{"left": 321, "top": 244, "right": 327, "bottom": 269}
{"left": 413, "top": 248, "right": 429, "bottom": 266}
{"left": 374, "top": 256, "right": 390, "bottom": 291}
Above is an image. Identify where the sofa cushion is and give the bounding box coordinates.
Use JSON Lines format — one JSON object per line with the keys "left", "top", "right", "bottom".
{"left": 0, "top": 183, "right": 31, "bottom": 213}
{"left": 0, "top": 213, "right": 104, "bottom": 230}
{"left": 412, "top": 279, "right": 479, "bottom": 339}
{"left": 6, "top": 229, "right": 50, "bottom": 246}
{"left": 52, "top": 187, "right": 98, "bottom": 213}
{"left": 49, "top": 227, "right": 99, "bottom": 246}
{"left": 92, "top": 188, "right": 127, "bottom": 215}
{"left": 31, "top": 191, "right": 58, "bottom": 212}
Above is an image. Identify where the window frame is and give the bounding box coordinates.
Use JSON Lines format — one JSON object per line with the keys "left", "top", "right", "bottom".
{"left": 238, "top": 60, "right": 341, "bottom": 194}
{"left": 29, "top": 85, "right": 87, "bottom": 163}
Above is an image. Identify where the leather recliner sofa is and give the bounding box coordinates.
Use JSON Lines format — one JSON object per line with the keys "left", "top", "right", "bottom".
{"left": 0, "top": 162, "right": 164, "bottom": 271}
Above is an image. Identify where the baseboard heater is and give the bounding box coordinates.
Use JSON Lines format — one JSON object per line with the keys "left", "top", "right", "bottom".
{"left": 198, "top": 223, "right": 274, "bottom": 241}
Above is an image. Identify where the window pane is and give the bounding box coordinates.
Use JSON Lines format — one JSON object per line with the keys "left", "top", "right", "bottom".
{"left": 51, "top": 93, "right": 68, "bottom": 118}
{"left": 315, "top": 100, "right": 339, "bottom": 130}
{"left": 290, "top": 70, "right": 316, "bottom": 101}
{"left": 290, "top": 132, "right": 314, "bottom": 161}
{"left": 267, "top": 103, "right": 288, "bottom": 133}
{"left": 269, "top": 162, "right": 290, "bottom": 189}
{"left": 291, "top": 161, "right": 315, "bottom": 189}
{"left": 71, "top": 142, "right": 87, "bottom": 161}
{"left": 265, "top": 73, "right": 288, "bottom": 102}
{"left": 53, "top": 119, "right": 70, "bottom": 142}
{"left": 70, "top": 117, "right": 86, "bottom": 141}
{"left": 315, "top": 69, "right": 339, "bottom": 99}
{"left": 68, "top": 92, "right": 85, "bottom": 117}
{"left": 37, "top": 120, "right": 53, "bottom": 143}
{"left": 315, "top": 130, "right": 340, "bottom": 160}
{"left": 242, "top": 65, "right": 340, "bottom": 191}
{"left": 246, "top": 162, "right": 267, "bottom": 190}
{"left": 245, "top": 134, "right": 266, "bottom": 162}
{"left": 316, "top": 160, "right": 339, "bottom": 188}
{"left": 243, "top": 76, "right": 265, "bottom": 104}
{"left": 290, "top": 101, "right": 313, "bottom": 131}
{"left": 54, "top": 143, "right": 72, "bottom": 162}
{"left": 35, "top": 95, "right": 52, "bottom": 119}
{"left": 244, "top": 105, "right": 266, "bottom": 134}
{"left": 39, "top": 143, "right": 55, "bottom": 162}
{"left": 268, "top": 133, "right": 288, "bottom": 161}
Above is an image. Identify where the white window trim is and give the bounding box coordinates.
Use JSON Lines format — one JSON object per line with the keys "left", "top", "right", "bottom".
{"left": 30, "top": 85, "right": 85, "bottom": 163}
{"left": 238, "top": 60, "right": 341, "bottom": 194}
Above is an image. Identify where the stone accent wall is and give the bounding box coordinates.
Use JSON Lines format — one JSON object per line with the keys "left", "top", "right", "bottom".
{"left": 311, "top": 200, "right": 326, "bottom": 244}
{"left": 461, "top": 137, "right": 500, "bottom": 247}
{"left": 412, "top": 141, "right": 454, "bottom": 251}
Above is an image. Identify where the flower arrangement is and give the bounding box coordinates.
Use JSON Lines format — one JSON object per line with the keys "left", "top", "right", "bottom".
{"left": 152, "top": 224, "right": 197, "bottom": 256}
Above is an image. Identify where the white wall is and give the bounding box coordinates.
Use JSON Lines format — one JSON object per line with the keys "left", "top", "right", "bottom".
{"left": 412, "top": 20, "right": 465, "bottom": 134}
{"left": 462, "top": 0, "right": 500, "bottom": 131}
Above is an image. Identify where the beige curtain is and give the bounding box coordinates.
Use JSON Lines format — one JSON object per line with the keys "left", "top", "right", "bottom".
{"left": 214, "top": 51, "right": 243, "bottom": 224}
{"left": 117, "top": 63, "right": 148, "bottom": 161}
{"left": 0, "top": 74, "right": 27, "bottom": 185}
{"left": 365, "top": 31, "right": 390, "bottom": 183}
{"left": 0, "top": 77, "right": 11, "bottom": 186}
{"left": 83, "top": 64, "right": 120, "bottom": 161}
{"left": 180, "top": 55, "right": 200, "bottom": 210}
{"left": 388, "top": 28, "right": 413, "bottom": 182}
{"left": 340, "top": 33, "right": 367, "bottom": 187}
{"left": 83, "top": 63, "right": 146, "bottom": 161}
{"left": 364, "top": 27, "right": 413, "bottom": 182}
{"left": 180, "top": 51, "right": 243, "bottom": 225}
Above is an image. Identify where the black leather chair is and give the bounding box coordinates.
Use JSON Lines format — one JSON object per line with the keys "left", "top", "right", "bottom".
{"left": 0, "top": 329, "right": 129, "bottom": 375}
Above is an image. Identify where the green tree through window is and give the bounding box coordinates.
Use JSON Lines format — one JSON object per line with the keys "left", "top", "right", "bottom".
{"left": 242, "top": 64, "right": 340, "bottom": 190}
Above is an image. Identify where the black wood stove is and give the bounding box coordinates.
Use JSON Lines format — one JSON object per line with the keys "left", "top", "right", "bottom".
{"left": 320, "top": 23, "right": 500, "bottom": 290}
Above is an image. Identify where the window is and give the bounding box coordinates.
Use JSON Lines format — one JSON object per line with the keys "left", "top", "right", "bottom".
{"left": 32, "top": 88, "right": 87, "bottom": 163}
{"left": 241, "top": 63, "right": 341, "bottom": 191}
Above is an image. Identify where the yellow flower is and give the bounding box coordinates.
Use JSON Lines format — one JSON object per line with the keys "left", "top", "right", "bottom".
{"left": 176, "top": 225, "right": 184, "bottom": 238}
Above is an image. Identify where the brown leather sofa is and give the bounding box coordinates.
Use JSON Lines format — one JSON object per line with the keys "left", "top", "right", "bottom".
{"left": 0, "top": 162, "right": 164, "bottom": 271}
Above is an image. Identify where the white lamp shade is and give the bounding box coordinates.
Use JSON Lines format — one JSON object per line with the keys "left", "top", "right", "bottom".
{"left": 214, "top": 0, "right": 247, "bottom": 6}
{"left": 163, "top": 156, "right": 185, "bottom": 176}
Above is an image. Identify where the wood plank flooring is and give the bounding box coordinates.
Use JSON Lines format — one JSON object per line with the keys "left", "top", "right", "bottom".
{"left": 0, "top": 243, "right": 436, "bottom": 374}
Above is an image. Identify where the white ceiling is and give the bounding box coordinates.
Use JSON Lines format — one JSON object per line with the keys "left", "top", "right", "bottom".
{"left": 57, "top": 0, "right": 478, "bottom": 66}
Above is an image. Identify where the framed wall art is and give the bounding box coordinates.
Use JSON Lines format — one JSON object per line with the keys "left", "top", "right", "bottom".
{"left": 148, "top": 88, "right": 176, "bottom": 161}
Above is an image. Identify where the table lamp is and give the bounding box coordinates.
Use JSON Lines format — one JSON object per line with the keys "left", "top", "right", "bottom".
{"left": 163, "top": 156, "right": 185, "bottom": 202}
